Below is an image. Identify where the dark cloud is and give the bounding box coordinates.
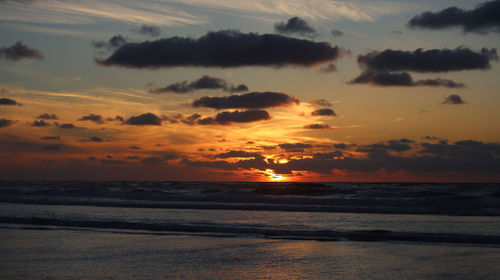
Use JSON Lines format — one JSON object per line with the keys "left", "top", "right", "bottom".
{"left": 214, "top": 150, "right": 262, "bottom": 159}
{"left": 129, "top": 145, "right": 141, "bottom": 150}
{"left": 89, "top": 136, "right": 103, "bottom": 142}
{"left": 198, "top": 110, "right": 271, "bottom": 125}
{"left": 126, "top": 156, "right": 140, "bottom": 160}
{"left": 357, "top": 47, "right": 497, "bottom": 73}
{"left": 349, "top": 71, "right": 465, "bottom": 88}
{"left": 42, "top": 144, "right": 61, "bottom": 151}
{"left": 193, "top": 91, "right": 299, "bottom": 109}
{"left": 441, "top": 94, "right": 466, "bottom": 105}
{"left": 141, "top": 156, "right": 166, "bottom": 165}
{"left": 311, "top": 108, "right": 337, "bottom": 116}
{"left": 313, "top": 151, "right": 343, "bottom": 159}
{"left": 101, "top": 159, "right": 129, "bottom": 164}
{"left": 408, "top": 0, "right": 500, "bottom": 34}
{"left": 96, "top": 30, "right": 346, "bottom": 69}
{"left": 0, "top": 119, "right": 14, "bottom": 128}
{"left": 92, "top": 35, "right": 128, "bottom": 50}
{"left": 105, "top": 115, "right": 124, "bottom": 122}
{"left": 331, "top": 29, "right": 344, "bottom": 37}
{"left": 0, "top": 97, "right": 21, "bottom": 106}
{"left": 309, "top": 99, "right": 332, "bottom": 107}
{"left": 274, "top": 17, "right": 317, "bottom": 37}
{"left": 0, "top": 41, "right": 43, "bottom": 61}
{"left": 56, "top": 123, "right": 78, "bottom": 129}
{"left": 149, "top": 75, "right": 248, "bottom": 94}
{"left": 134, "top": 25, "right": 161, "bottom": 37}
{"left": 279, "top": 143, "right": 313, "bottom": 152}
{"left": 41, "top": 135, "right": 60, "bottom": 140}
{"left": 125, "top": 113, "right": 162, "bottom": 125}
{"left": 304, "top": 123, "right": 331, "bottom": 129}
{"left": 78, "top": 114, "right": 104, "bottom": 124}
{"left": 333, "top": 143, "right": 348, "bottom": 150}
{"left": 358, "top": 139, "right": 415, "bottom": 157}
{"left": 37, "top": 113, "right": 58, "bottom": 120}
{"left": 31, "top": 120, "right": 50, "bottom": 127}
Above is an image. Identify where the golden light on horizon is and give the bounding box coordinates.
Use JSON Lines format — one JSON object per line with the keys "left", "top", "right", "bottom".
{"left": 264, "top": 169, "right": 287, "bottom": 182}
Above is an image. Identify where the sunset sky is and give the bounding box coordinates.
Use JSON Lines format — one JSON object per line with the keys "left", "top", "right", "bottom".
{"left": 1, "top": 0, "right": 499, "bottom": 181}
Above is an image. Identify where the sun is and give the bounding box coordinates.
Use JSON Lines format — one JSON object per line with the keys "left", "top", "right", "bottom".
{"left": 264, "top": 169, "right": 287, "bottom": 182}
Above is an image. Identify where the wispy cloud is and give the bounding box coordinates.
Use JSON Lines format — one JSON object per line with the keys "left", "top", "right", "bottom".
{"left": 0, "top": 0, "right": 206, "bottom": 26}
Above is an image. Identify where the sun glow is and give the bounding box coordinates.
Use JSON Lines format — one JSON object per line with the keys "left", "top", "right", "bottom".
{"left": 264, "top": 169, "right": 287, "bottom": 182}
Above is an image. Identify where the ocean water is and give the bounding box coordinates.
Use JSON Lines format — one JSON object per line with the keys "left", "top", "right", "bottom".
{"left": 1, "top": 181, "right": 500, "bottom": 279}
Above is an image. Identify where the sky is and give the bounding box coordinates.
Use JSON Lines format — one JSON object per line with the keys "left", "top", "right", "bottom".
{"left": 1, "top": 0, "right": 500, "bottom": 182}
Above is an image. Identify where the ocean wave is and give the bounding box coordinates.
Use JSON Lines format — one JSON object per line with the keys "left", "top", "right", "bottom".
{"left": 1, "top": 216, "right": 500, "bottom": 246}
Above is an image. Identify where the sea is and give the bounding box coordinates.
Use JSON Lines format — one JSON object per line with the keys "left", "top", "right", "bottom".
{"left": 1, "top": 181, "right": 500, "bottom": 280}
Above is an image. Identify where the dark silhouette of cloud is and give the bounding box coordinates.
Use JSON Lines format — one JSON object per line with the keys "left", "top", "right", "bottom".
{"left": 0, "top": 41, "right": 43, "bottom": 61}
{"left": 42, "top": 144, "right": 61, "bottom": 151}
{"left": 125, "top": 113, "right": 162, "bottom": 125}
{"left": 350, "top": 71, "right": 465, "bottom": 88}
{"left": 274, "top": 17, "right": 317, "bottom": 37}
{"left": 129, "top": 145, "right": 141, "bottom": 150}
{"left": 56, "top": 123, "right": 79, "bottom": 129}
{"left": 78, "top": 114, "right": 104, "bottom": 124}
{"left": 134, "top": 25, "right": 161, "bottom": 37}
{"left": 31, "top": 120, "right": 50, "bottom": 127}
{"left": 41, "top": 135, "right": 60, "bottom": 140}
{"left": 101, "top": 159, "right": 129, "bottom": 164}
{"left": 304, "top": 123, "right": 331, "bottom": 129}
{"left": 214, "top": 150, "right": 262, "bottom": 159}
{"left": 279, "top": 143, "right": 313, "bottom": 152}
{"left": 150, "top": 75, "right": 248, "bottom": 94}
{"left": 198, "top": 110, "right": 271, "bottom": 125}
{"left": 331, "top": 29, "right": 344, "bottom": 37}
{"left": 311, "top": 108, "right": 337, "bottom": 116}
{"left": 89, "top": 136, "right": 103, "bottom": 142}
{"left": 0, "top": 97, "right": 21, "bottom": 106}
{"left": 37, "top": 113, "right": 58, "bottom": 120}
{"left": 193, "top": 91, "right": 299, "bottom": 109}
{"left": 106, "top": 115, "right": 124, "bottom": 122}
{"left": 141, "top": 156, "right": 166, "bottom": 165}
{"left": 408, "top": 0, "right": 500, "bottom": 34}
{"left": 96, "top": 30, "right": 346, "bottom": 69}
{"left": 357, "top": 47, "right": 497, "bottom": 73}
{"left": 0, "top": 119, "right": 13, "bottom": 128}
{"left": 313, "top": 151, "right": 343, "bottom": 159}
{"left": 310, "top": 99, "right": 332, "bottom": 107}
{"left": 441, "top": 94, "right": 466, "bottom": 105}
{"left": 92, "top": 35, "right": 128, "bottom": 50}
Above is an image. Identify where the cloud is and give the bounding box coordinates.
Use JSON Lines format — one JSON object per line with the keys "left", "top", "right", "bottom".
{"left": 141, "top": 156, "right": 166, "bottom": 165}
{"left": 56, "top": 123, "right": 79, "bottom": 129}
{"left": 41, "top": 144, "right": 61, "bottom": 151}
{"left": 31, "top": 120, "right": 50, "bottom": 127}
{"left": 37, "top": 113, "right": 58, "bottom": 120}
{"left": 125, "top": 113, "right": 162, "bottom": 125}
{"left": 214, "top": 150, "right": 262, "bottom": 159}
{"left": 89, "top": 136, "right": 103, "bottom": 142}
{"left": 133, "top": 24, "right": 161, "bottom": 37}
{"left": 408, "top": 0, "right": 500, "bottom": 34}
{"left": 309, "top": 99, "right": 332, "bottom": 107}
{"left": 304, "top": 123, "right": 331, "bottom": 129}
{"left": 41, "top": 135, "right": 60, "bottom": 140}
{"left": 193, "top": 91, "right": 299, "bottom": 109}
{"left": 349, "top": 71, "right": 465, "bottom": 88}
{"left": 0, "top": 97, "right": 21, "bottom": 106}
{"left": 0, "top": 119, "right": 14, "bottom": 128}
{"left": 129, "top": 145, "right": 141, "bottom": 150}
{"left": 350, "top": 47, "right": 495, "bottom": 88}
{"left": 274, "top": 17, "right": 317, "bottom": 37}
{"left": 313, "top": 151, "right": 343, "bottom": 159}
{"left": 441, "top": 94, "right": 466, "bottom": 105}
{"left": 96, "top": 30, "right": 346, "bottom": 69}
{"left": 279, "top": 143, "right": 313, "bottom": 152}
{"left": 198, "top": 110, "right": 271, "bottom": 125}
{"left": 331, "top": 29, "right": 344, "bottom": 37}
{"left": 0, "top": 41, "right": 43, "bottom": 61}
{"left": 78, "top": 114, "right": 104, "bottom": 124}
{"left": 92, "top": 35, "right": 128, "bottom": 50}
{"left": 101, "top": 159, "right": 129, "bottom": 164}
{"left": 311, "top": 108, "right": 337, "bottom": 116}
{"left": 149, "top": 75, "right": 248, "bottom": 94}
{"left": 357, "top": 47, "right": 498, "bottom": 73}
